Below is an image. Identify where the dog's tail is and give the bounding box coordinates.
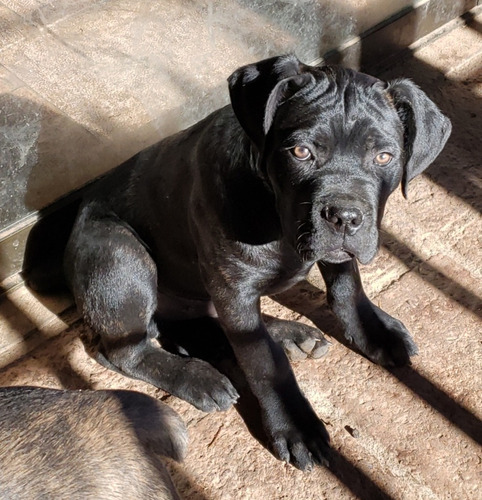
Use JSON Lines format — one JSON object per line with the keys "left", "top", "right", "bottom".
{"left": 112, "top": 389, "right": 189, "bottom": 462}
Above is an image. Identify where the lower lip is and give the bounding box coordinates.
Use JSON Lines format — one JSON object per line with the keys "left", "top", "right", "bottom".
{"left": 326, "top": 249, "right": 354, "bottom": 262}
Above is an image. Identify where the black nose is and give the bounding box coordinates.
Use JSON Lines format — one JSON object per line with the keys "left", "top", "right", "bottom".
{"left": 321, "top": 206, "right": 364, "bottom": 235}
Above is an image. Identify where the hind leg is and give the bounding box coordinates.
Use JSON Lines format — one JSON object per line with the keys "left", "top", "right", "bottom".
{"left": 65, "top": 209, "right": 238, "bottom": 412}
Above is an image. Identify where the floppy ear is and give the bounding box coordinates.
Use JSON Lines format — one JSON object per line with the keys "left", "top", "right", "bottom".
{"left": 228, "top": 54, "right": 315, "bottom": 151}
{"left": 387, "top": 79, "right": 452, "bottom": 197}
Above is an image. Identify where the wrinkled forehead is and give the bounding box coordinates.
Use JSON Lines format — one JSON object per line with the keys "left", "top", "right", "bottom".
{"left": 274, "top": 67, "right": 402, "bottom": 142}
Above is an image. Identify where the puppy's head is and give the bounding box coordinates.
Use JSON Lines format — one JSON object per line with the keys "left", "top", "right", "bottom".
{"left": 228, "top": 55, "right": 451, "bottom": 264}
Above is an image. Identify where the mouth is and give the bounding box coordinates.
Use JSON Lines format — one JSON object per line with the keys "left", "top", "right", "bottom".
{"left": 295, "top": 235, "right": 356, "bottom": 263}
{"left": 324, "top": 248, "right": 355, "bottom": 263}
{"left": 293, "top": 218, "right": 377, "bottom": 264}
{"left": 295, "top": 233, "right": 373, "bottom": 264}
{"left": 324, "top": 243, "right": 378, "bottom": 265}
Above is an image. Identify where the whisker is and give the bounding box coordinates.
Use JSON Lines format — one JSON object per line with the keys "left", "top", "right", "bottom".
{"left": 296, "top": 231, "right": 312, "bottom": 243}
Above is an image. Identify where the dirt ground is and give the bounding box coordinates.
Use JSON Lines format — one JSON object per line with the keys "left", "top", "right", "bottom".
{"left": 1, "top": 12, "right": 481, "bottom": 500}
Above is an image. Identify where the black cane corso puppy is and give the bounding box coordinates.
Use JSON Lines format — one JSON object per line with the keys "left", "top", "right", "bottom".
{"left": 0, "top": 387, "right": 187, "bottom": 499}
{"left": 64, "top": 55, "right": 451, "bottom": 470}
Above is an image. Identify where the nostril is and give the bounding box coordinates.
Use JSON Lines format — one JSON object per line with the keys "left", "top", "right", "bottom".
{"left": 322, "top": 207, "right": 343, "bottom": 227}
{"left": 348, "top": 209, "right": 363, "bottom": 228}
{"left": 341, "top": 208, "right": 364, "bottom": 233}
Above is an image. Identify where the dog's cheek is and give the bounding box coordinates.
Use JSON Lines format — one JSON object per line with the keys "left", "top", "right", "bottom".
{"left": 356, "top": 226, "right": 380, "bottom": 264}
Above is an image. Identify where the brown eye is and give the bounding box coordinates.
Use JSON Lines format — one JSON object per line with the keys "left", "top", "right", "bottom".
{"left": 374, "top": 152, "right": 393, "bottom": 166}
{"left": 292, "top": 146, "right": 312, "bottom": 161}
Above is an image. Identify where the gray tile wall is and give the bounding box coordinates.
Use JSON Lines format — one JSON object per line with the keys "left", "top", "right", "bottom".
{"left": 0, "top": 0, "right": 418, "bottom": 231}
{"left": 0, "top": 0, "right": 478, "bottom": 283}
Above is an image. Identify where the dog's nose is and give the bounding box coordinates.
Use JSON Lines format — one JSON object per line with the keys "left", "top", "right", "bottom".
{"left": 321, "top": 206, "right": 364, "bottom": 235}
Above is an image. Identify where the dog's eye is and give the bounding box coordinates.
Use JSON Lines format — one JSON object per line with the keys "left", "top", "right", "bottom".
{"left": 292, "top": 146, "right": 312, "bottom": 161}
{"left": 374, "top": 152, "right": 393, "bottom": 166}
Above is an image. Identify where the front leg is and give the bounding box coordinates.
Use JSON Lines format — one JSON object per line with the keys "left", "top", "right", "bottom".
{"left": 209, "top": 282, "right": 330, "bottom": 470}
{"left": 318, "top": 258, "right": 418, "bottom": 366}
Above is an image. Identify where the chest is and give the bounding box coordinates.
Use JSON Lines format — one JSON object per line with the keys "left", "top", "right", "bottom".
{"left": 262, "top": 267, "right": 312, "bottom": 296}
{"left": 234, "top": 242, "right": 314, "bottom": 296}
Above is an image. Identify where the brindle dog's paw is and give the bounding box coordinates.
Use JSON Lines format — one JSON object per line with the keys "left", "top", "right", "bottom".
{"left": 178, "top": 359, "right": 239, "bottom": 412}
{"left": 351, "top": 303, "right": 418, "bottom": 367}
{"left": 264, "top": 317, "right": 331, "bottom": 361}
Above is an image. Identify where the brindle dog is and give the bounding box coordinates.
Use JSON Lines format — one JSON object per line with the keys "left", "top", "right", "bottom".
{"left": 0, "top": 387, "right": 187, "bottom": 499}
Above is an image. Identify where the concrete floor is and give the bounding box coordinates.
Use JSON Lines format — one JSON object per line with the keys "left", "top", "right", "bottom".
{"left": 1, "top": 8, "right": 481, "bottom": 500}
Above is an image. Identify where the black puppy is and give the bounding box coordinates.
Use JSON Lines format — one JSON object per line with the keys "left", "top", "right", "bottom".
{"left": 64, "top": 55, "right": 451, "bottom": 470}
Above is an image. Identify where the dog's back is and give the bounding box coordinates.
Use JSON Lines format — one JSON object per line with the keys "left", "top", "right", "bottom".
{"left": 0, "top": 387, "right": 187, "bottom": 500}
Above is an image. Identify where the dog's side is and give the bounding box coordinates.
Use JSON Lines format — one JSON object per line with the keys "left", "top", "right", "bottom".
{"left": 63, "top": 55, "right": 451, "bottom": 470}
{"left": 0, "top": 387, "right": 187, "bottom": 500}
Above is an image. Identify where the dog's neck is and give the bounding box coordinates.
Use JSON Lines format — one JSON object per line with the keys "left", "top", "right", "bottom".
{"left": 219, "top": 129, "right": 282, "bottom": 245}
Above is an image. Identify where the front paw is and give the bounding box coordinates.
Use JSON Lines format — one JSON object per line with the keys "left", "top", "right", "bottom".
{"left": 263, "top": 396, "right": 331, "bottom": 470}
{"left": 265, "top": 317, "right": 331, "bottom": 361}
{"left": 270, "top": 420, "right": 331, "bottom": 471}
{"left": 349, "top": 303, "right": 418, "bottom": 367}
